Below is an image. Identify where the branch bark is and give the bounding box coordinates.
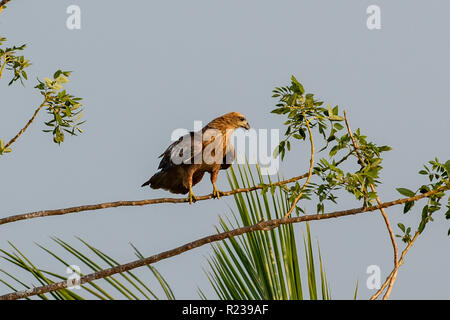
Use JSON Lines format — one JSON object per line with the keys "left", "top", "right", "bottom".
{"left": 3, "top": 99, "right": 47, "bottom": 151}
{"left": 0, "top": 175, "right": 308, "bottom": 227}
{"left": 370, "top": 231, "right": 419, "bottom": 300}
{"left": 0, "top": 152, "right": 354, "bottom": 228}
{"left": 1, "top": 186, "right": 447, "bottom": 300}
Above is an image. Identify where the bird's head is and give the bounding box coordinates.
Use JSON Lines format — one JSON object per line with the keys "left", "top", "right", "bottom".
{"left": 207, "top": 112, "right": 250, "bottom": 132}
{"left": 227, "top": 112, "right": 250, "bottom": 130}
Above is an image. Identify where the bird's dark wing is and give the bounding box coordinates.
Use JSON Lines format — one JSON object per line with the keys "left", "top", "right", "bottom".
{"left": 157, "top": 131, "right": 203, "bottom": 170}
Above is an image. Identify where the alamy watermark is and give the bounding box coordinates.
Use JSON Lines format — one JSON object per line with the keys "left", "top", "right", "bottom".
{"left": 170, "top": 121, "right": 280, "bottom": 175}
{"left": 66, "top": 5, "right": 81, "bottom": 30}
{"left": 66, "top": 264, "right": 81, "bottom": 289}
{"left": 366, "top": 264, "right": 381, "bottom": 290}
{"left": 366, "top": 5, "right": 381, "bottom": 30}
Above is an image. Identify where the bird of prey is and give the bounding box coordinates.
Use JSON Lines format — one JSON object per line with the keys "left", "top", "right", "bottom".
{"left": 142, "top": 112, "right": 250, "bottom": 204}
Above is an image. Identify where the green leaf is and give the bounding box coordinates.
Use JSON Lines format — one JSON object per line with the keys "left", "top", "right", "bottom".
{"left": 378, "top": 145, "right": 392, "bottom": 152}
{"left": 418, "top": 220, "right": 426, "bottom": 234}
{"left": 327, "top": 105, "right": 344, "bottom": 121}
{"left": 332, "top": 105, "right": 339, "bottom": 116}
{"left": 55, "top": 74, "right": 69, "bottom": 84}
{"left": 403, "top": 201, "right": 414, "bottom": 214}
{"left": 271, "top": 107, "right": 289, "bottom": 115}
{"left": 290, "top": 75, "right": 304, "bottom": 95}
{"left": 53, "top": 70, "right": 62, "bottom": 79}
{"left": 443, "top": 160, "right": 450, "bottom": 174}
{"left": 367, "top": 192, "right": 378, "bottom": 199}
{"left": 421, "top": 205, "right": 429, "bottom": 219}
{"left": 445, "top": 209, "right": 450, "bottom": 220}
{"left": 396, "top": 188, "right": 416, "bottom": 197}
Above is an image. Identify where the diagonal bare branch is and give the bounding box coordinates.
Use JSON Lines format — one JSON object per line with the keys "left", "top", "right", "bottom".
{"left": 370, "top": 231, "right": 419, "bottom": 300}
{"left": 343, "top": 110, "right": 400, "bottom": 298}
{"left": 0, "top": 186, "right": 447, "bottom": 300}
{"left": 3, "top": 100, "right": 47, "bottom": 151}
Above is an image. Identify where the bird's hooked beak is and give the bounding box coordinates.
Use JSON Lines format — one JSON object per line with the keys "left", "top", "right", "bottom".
{"left": 242, "top": 122, "right": 250, "bottom": 130}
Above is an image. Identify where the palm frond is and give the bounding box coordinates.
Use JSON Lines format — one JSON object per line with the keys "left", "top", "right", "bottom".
{"left": 204, "top": 164, "right": 331, "bottom": 300}
{"left": 0, "top": 238, "right": 174, "bottom": 300}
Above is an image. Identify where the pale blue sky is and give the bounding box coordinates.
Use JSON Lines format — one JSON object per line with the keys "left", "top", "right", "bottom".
{"left": 1, "top": 0, "right": 449, "bottom": 299}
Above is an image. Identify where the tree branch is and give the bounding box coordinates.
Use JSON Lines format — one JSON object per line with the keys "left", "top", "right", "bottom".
{"left": 343, "top": 110, "right": 400, "bottom": 294}
{"left": 369, "top": 231, "right": 419, "bottom": 300}
{"left": 1, "top": 186, "right": 447, "bottom": 300}
{"left": 3, "top": 99, "right": 47, "bottom": 151}
{"left": 0, "top": 175, "right": 307, "bottom": 227}
{"left": 382, "top": 232, "right": 419, "bottom": 299}
{"left": 0, "top": 152, "right": 354, "bottom": 228}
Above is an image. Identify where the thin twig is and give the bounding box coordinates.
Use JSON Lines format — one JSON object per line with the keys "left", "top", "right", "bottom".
{"left": 382, "top": 232, "right": 419, "bottom": 299}
{"left": 284, "top": 113, "right": 314, "bottom": 218}
{"left": 0, "top": 53, "right": 7, "bottom": 80}
{"left": 370, "top": 232, "right": 419, "bottom": 300}
{"left": 0, "top": 186, "right": 447, "bottom": 300}
{"left": 3, "top": 99, "right": 47, "bottom": 150}
{"left": 343, "top": 111, "right": 400, "bottom": 290}
{"left": 0, "top": 152, "right": 353, "bottom": 228}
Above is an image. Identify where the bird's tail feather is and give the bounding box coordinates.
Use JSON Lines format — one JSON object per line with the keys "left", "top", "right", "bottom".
{"left": 141, "top": 169, "right": 189, "bottom": 194}
{"left": 141, "top": 179, "right": 151, "bottom": 188}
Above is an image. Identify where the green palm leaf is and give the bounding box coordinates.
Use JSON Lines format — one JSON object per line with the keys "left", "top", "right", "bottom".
{"left": 0, "top": 238, "right": 174, "bottom": 300}
{"left": 204, "top": 164, "right": 331, "bottom": 300}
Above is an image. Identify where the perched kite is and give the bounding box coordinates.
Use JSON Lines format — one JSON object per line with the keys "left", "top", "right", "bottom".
{"left": 142, "top": 112, "right": 250, "bottom": 203}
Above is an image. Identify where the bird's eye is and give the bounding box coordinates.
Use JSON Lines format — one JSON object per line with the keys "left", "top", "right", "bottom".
{"left": 239, "top": 117, "right": 245, "bottom": 121}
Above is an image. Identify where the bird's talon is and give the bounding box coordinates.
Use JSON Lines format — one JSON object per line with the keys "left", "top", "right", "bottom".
{"left": 187, "top": 191, "right": 197, "bottom": 204}
{"left": 212, "top": 187, "right": 221, "bottom": 199}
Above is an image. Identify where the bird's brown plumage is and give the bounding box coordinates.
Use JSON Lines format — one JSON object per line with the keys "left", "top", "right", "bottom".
{"left": 142, "top": 112, "right": 250, "bottom": 197}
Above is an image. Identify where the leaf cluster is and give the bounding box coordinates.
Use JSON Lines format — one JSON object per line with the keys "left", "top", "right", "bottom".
{"left": 271, "top": 76, "right": 392, "bottom": 213}
{"left": 1, "top": 35, "right": 85, "bottom": 153}
{"left": 35, "top": 70, "right": 85, "bottom": 144}
{"left": 271, "top": 75, "right": 343, "bottom": 160}
{"left": 395, "top": 159, "right": 450, "bottom": 241}
{"left": 0, "top": 36, "right": 30, "bottom": 85}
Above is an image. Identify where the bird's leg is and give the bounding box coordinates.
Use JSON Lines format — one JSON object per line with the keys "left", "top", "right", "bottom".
{"left": 210, "top": 170, "right": 221, "bottom": 199}
{"left": 212, "top": 183, "right": 221, "bottom": 199}
{"left": 188, "top": 186, "right": 197, "bottom": 204}
{"left": 186, "top": 169, "right": 197, "bottom": 204}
